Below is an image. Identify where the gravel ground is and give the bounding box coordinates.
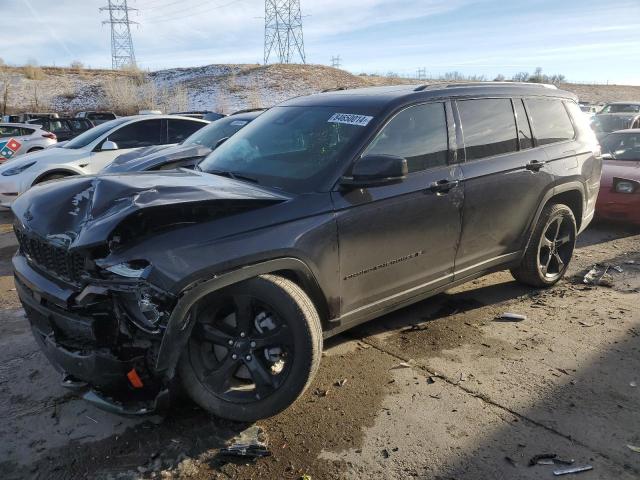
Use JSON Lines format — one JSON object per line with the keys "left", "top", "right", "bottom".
{"left": 0, "top": 209, "right": 638, "bottom": 480}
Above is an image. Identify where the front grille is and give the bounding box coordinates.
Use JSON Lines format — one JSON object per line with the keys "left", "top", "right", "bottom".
{"left": 15, "top": 228, "right": 86, "bottom": 283}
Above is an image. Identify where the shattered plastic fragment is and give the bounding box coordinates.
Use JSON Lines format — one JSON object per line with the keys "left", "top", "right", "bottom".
{"left": 495, "top": 312, "right": 527, "bottom": 322}
{"left": 553, "top": 465, "right": 593, "bottom": 476}
{"left": 627, "top": 444, "right": 640, "bottom": 453}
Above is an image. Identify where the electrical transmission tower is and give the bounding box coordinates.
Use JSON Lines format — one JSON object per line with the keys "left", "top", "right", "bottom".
{"left": 100, "top": 0, "right": 137, "bottom": 69}
{"left": 331, "top": 55, "right": 342, "bottom": 68}
{"left": 264, "top": 0, "right": 306, "bottom": 64}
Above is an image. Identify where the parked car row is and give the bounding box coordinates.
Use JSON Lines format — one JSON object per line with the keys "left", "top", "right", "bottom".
{"left": 10, "top": 82, "right": 605, "bottom": 422}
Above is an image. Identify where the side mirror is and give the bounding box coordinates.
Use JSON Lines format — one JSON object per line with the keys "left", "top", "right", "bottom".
{"left": 341, "top": 154, "right": 408, "bottom": 187}
{"left": 101, "top": 140, "right": 119, "bottom": 151}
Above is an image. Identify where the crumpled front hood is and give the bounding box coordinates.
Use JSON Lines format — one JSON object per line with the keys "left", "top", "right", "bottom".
{"left": 101, "top": 144, "right": 211, "bottom": 173}
{"left": 12, "top": 170, "right": 289, "bottom": 250}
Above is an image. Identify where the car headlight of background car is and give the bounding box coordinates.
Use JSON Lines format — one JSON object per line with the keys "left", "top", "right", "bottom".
{"left": 613, "top": 177, "right": 639, "bottom": 194}
{"left": 2, "top": 161, "right": 36, "bottom": 176}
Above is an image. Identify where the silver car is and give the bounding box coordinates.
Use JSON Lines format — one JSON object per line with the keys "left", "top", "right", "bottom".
{"left": 0, "top": 123, "right": 57, "bottom": 161}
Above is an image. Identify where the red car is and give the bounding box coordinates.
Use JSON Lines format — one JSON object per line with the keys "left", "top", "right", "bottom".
{"left": 596, "top": 129, "right": 640, "bottom": 224}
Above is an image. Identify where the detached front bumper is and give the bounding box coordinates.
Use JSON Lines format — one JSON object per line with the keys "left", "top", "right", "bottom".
{"left": 14, "top": 253, "right": 173, "bottom": 415}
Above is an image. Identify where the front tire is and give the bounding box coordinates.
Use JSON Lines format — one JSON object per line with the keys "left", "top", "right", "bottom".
{"left": 511, "top": 203, "right": 576, "bottom": 287}
{"left": 178, "top": 274, "right": 323, "bottom": 422}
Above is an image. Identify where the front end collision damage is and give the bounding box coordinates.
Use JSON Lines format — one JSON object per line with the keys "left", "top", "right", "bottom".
{"left": 11, "top": 171, "right": 292, "bottom": 414}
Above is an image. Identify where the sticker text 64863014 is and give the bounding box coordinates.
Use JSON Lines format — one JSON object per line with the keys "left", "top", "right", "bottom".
{"left": 327, "top": 113, "right": 374, "bottom": 127}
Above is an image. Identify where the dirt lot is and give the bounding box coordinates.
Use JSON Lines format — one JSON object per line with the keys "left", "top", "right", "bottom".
{"left": 0, "top": 210, "right": 639, "bottom": 480}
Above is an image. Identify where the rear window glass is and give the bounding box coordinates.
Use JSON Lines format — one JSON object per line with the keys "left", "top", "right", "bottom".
{"left": 458, "top": 98, "right": 518, "bottom": 160}
{"left": 526, "top": 98, "right": 575, "bottom": 146}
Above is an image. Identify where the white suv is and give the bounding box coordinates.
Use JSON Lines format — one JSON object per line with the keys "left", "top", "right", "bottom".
{"left": 0, "top": 115, "right": 208, "bottom": 207}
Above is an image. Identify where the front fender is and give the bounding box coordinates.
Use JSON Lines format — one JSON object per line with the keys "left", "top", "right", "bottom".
{"left": 155, "top": 257, "right": 323, "bottom": 376}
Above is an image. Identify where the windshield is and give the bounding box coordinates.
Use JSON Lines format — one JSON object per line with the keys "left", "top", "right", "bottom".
{"left": 199, "top": 106, "right": 375, "bottom": 193}
{"left": 601, "top": 104, "right": 640, "bottom": 114}
{"left": 64, "top": 118, "right": 129, "bottom": 149}
{"left": 601, "top": 133, "right": 640, "bottom": 161}
{"left": 184, "top": 116, "right": 253, "bottom": 148}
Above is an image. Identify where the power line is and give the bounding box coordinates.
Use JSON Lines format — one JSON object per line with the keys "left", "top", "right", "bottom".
{"left": 143, "top": 0, "right": 245, "bottom": 24}
{"left": 100, "top": 0, "right": 137, "bottom": 69}
{"left": 264, "top": 0, "right": 306, "bottom": 64}
{"left": 331, "top": 55, "right": 342, "bottom": 68}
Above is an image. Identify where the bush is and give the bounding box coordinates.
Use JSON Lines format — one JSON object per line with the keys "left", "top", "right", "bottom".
{"left": 23, "top": 63, "right": 45, "bottom": 80}
{"left": 70, "top": 61, "right": 84, "bottom": 72}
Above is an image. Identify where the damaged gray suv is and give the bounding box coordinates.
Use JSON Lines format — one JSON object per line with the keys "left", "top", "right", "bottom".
{"left": 12, "top": 83, "right": 601, "bottom": 421}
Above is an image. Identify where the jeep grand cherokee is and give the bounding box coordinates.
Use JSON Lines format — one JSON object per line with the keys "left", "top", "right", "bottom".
{"left": 12, "top": 83, "right": 601, "bottom": 421}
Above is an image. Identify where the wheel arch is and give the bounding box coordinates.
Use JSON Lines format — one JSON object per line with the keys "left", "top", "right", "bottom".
{"left": 32, "top": 168, "right": 80, "bottom": 186}
{"left": 155, "top": 257, "right": 330, "bottom": 376}
{"left": 523, "top": 183, "right": 585, "bottom": 254}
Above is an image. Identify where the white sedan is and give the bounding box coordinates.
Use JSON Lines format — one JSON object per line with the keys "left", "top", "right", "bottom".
{"left": 0, "top": 115, "right": 208, "bottom": 207}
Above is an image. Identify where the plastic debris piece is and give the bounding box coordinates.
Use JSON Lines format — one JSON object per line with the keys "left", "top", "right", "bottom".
{"left": 627, "top": 444, "right": 640, "bottom": 453}
{"left": 495, "top": 312, "right": 527, "bottom": 322}
{"left": 553, "top": 465, "right": 593, "bottom": 476}
{"left": 219, "top": 443, "right": 271, "bottom": 458}
{"left": 612, "top": 265, "right": 624, "bottom": 273}
{"left": 335, "top": 379, "right": 347, "bottom": 387}
{"left": 529, "top": 453, "right": 557, "bottom": 466}
{"left": 391, "top": 362, "right": 412, "bottom": 369}
{"left": 631, "top": 381, "right": 637, "bottom": 388}
{"left": 583, "top": 264, "right": 610, "bottom": 285}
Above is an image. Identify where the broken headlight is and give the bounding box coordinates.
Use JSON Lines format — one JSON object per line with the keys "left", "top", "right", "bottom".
{"left": 106, "top": 260, "right": 151, "bottom": 278}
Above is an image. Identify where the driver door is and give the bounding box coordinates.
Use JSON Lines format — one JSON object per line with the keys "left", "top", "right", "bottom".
{"left": 332, "top": 102, "right": 463, "bottom": 316}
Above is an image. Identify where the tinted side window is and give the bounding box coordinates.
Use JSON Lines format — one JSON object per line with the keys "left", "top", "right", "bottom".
{"left": 526, "top": 98, "right": 575, "bottom": 146}
{"left": 109, "top": 120, "right": 163, "bottom": 149}
{"left": 458, "top": 98, "right": 518, "bottom": 161}
{"left": 20, "top": 128, "right": 35, "bottom": 135}
{"left": 513, "top": 99, "right": 533, "bottom": 149}
{"left": 168, "top": 119, "right": 205, "bottom": 143}
{"left": 0, "top": 126, "right": 22, "bottom": 138}
{"left": 364, "top": 103, "right": 448, "bottom": 173}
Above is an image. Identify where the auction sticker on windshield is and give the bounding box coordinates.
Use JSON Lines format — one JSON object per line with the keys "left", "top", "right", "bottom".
{"left": 328, "top": 113, "right": 373, "bottom": 127}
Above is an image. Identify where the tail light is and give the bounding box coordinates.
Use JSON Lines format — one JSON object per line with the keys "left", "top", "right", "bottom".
{"left": 42, "top": 132, "right": 57, "bottom": 140}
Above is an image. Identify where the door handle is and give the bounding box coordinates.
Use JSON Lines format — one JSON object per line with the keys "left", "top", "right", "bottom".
{"left": 428, "top": 179, "right": 460, "bottom": 194}
{"left": 525, "top": 160, "right": 546, "bottom": 171}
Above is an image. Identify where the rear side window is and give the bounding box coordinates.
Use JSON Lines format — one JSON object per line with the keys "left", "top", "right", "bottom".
{"left": 167, "top": 119, "right": 205, "bottom": 144}
{"left": 364, "top": 102, "right": 448, "bottom": 173}
{"left": 526, "top": 98, "right": 575, "bottom": 146}
{"left": 513, "top": 99, "right": 533, "bottom": 149}
{"left": 458, "top": 98, "right": 518, "bottom": 160}
{"left": 108, "top": 119, "right": 163, "bottom": 149}
{"left": 20, "top": 128, "right": 35, "bottom": 135}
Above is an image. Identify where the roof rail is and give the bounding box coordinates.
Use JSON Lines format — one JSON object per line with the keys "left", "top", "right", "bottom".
{"left": 230, "top": 108, "right": 266, "bottom": 115}
{"left": 414, "top": 82, "right": 558, "bottom": 92}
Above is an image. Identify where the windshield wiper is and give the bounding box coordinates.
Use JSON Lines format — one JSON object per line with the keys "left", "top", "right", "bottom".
{"left": 207, "top": 169, "right": 259, "bottom": 184}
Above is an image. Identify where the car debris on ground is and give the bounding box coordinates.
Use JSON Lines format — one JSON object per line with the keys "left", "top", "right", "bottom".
{"left": 495, "top": 312, "right": 527, "bottom": 322}
{"left": 553, "top": 465, "right": 594, "bottom": 476}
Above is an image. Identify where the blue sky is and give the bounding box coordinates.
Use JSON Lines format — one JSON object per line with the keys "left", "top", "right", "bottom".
{"left": 1, "top": 0, "right": 639, "bottom": 84}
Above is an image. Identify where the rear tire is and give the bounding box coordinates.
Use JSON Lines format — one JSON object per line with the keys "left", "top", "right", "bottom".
{"left": 178, "top": 274, "right": 323, "bottom": 422}
{"left": 511, "top": 203, "right": 576, "bottom": 287}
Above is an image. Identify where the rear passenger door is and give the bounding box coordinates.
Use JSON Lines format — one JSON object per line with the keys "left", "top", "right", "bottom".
{"left": 333, "top": 102, "right": 463, "bottom": 316}
{"left": 454, "top": 97, "right": 555, "bottom": 276}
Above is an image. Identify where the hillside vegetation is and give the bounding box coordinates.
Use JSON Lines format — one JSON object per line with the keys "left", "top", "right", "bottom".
{"left": 1, "top": 63, "right": 639, "bottom": 116}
